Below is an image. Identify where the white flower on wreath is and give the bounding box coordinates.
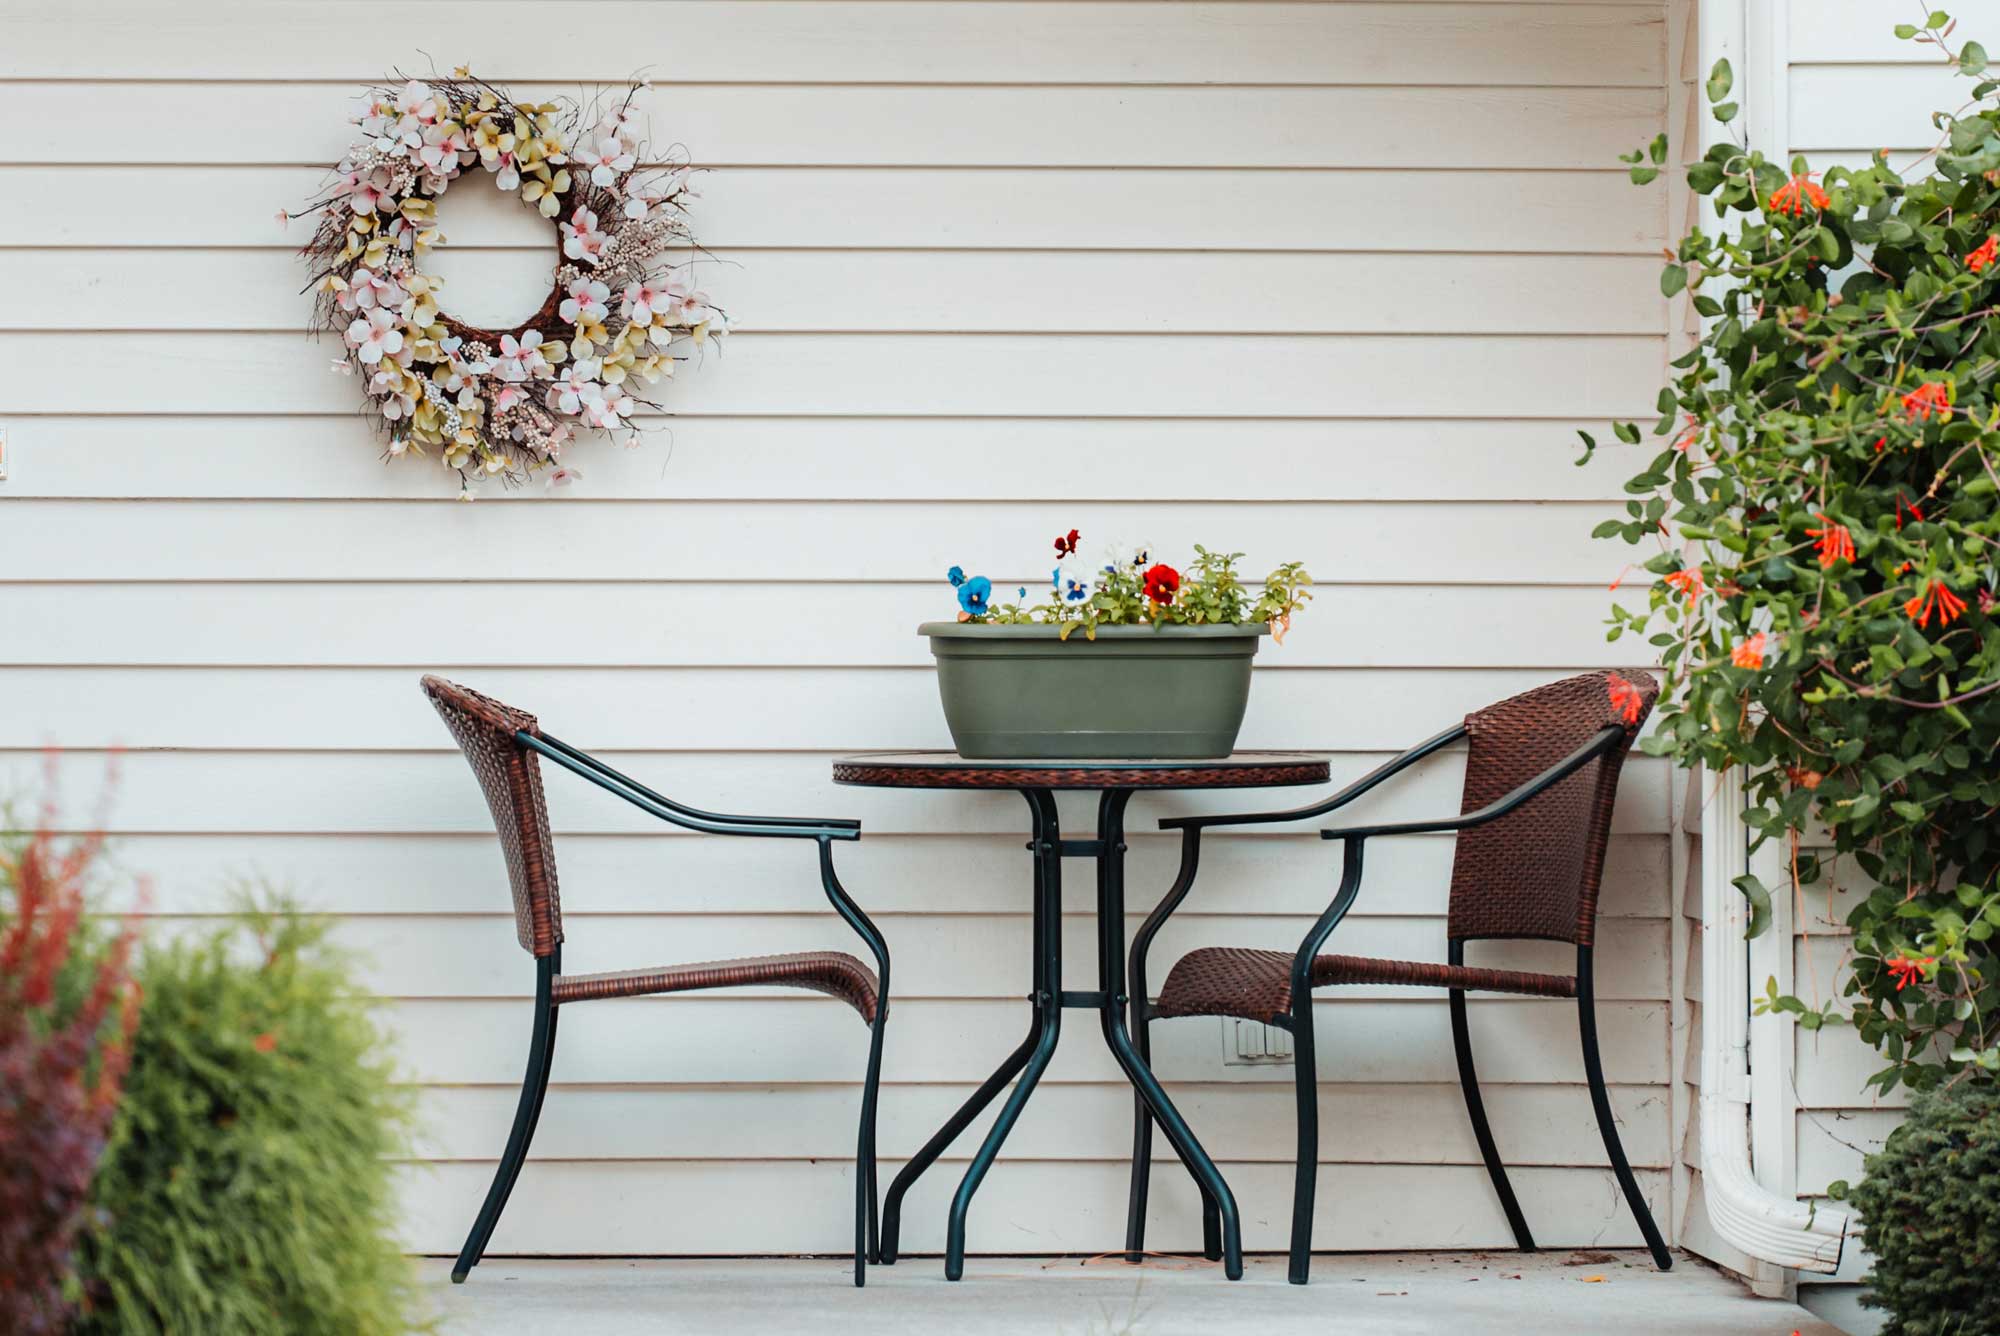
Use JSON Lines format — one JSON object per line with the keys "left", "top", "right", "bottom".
{"left": 583, "top": 136, "right": 635, "bottom": 187}
{"left": 491, "top": 330, "right": 551, "bottom": 383}
{"left": 345, "top": 307, "right": 405, "bottom": 365}
{"left": 545, "top": 359, "right": 603, "bottom": 416}
{"left": 560, "top": 205, "right": 609, "bottom": 265}
{"left": 560, "top": 278, "right": 611, "bottom": 327}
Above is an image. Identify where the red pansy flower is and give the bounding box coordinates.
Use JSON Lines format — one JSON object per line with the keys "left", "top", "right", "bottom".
{"left": 1054, "top": 528, "right": 1080, "bottom": 558}
{"left": 1142, "top": 563, "right": 1180, "bottom": 606}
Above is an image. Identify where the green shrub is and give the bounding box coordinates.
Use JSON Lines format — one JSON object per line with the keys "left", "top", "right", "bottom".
{"left": 75, "top": 904, "right": 426, "bottom": 1335}
{"left": 1843, "top": 1082, "right": 2000, "bottom": 1335}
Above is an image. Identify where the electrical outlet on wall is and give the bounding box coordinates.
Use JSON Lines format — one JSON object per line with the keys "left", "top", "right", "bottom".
{"left": 1220, "top": 1017, "right": 1294, "bottom": 1066}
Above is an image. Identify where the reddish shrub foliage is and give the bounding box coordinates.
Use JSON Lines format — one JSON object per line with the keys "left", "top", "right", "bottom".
{"left": 0, "top": 809, "right": 141, "bottom": 1336}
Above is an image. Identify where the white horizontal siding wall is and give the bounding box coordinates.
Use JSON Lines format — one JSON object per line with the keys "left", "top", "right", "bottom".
{"left": 0, "top": 0, "right": 1676, "bottom": 1258}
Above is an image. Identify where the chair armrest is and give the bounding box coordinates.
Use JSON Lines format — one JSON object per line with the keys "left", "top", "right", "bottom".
{"left": 1158, "top": 725, "right": 1465, "bottom": 832}
{"left": 524, "top": 732, "right": 862, "bottom": 841}
{"left": 1315, "top": 725, "right": 1623, "bottom": 844}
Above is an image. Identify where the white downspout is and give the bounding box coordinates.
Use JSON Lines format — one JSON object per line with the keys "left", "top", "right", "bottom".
{"left": 1697, "top": 766, "right": 1848, "bottom": 1274}
{"left": 1690, "top": 0, "right": 1850, "bottom": 1279}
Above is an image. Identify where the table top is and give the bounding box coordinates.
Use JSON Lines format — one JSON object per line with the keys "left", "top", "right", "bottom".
{"left": 830, "top": 750, "right": 1331, "bottom": 791}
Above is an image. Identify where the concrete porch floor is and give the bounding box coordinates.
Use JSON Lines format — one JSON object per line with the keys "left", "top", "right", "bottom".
{"left": 425, "top": 1251, "right": 1844, "bottom": 1335}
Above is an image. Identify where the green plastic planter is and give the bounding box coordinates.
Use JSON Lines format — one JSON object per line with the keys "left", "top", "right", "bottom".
{"left": 920, "top": 621, "right": 1268, "bottom": 759}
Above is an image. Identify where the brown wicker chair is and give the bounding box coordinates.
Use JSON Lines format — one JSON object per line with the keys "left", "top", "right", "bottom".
{"left": 420, "top": 676, "right": 890, "bottom": 1288}
{"left": 1123, "top": 671, "right": 1670, "bottom": 1284}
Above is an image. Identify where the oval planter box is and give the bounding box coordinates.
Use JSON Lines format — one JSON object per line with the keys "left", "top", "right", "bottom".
{"left": 920, "top": 621, "right": 1268, "bottom": 760}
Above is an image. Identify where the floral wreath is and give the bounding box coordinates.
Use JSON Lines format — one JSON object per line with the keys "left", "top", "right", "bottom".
{"left": 292, "top": 69, "right": 726, "bottom": 492}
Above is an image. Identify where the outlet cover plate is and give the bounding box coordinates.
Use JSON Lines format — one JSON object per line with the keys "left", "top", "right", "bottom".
{"left": 1221, "top": 1017, "right": 1294, "bottom": 1066}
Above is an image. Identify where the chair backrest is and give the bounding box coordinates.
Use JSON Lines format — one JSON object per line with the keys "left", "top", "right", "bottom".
{"left": 1446, "top": 671, "right": 1658, "bottom": 947}
{"left": 421, "top": 675, "right": 563, "bottom": 957}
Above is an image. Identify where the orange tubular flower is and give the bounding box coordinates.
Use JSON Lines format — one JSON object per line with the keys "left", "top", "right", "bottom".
{"left": 1901, "top": 381, "right": 1953, "bottom": 422}
{"left": 1805, "top": 516, "right": 1854, "bottom": 568}
{"left": 1730, "top": 632, "right": 1768, "bottom": 670}
{"left": 1768, "top": 172, "right": 1830, "bottom": 217}
{"left": 1663, "top": 567, "right": 1704, "bottom": 607}
{"left": 1606, "top": 674, "right": 1645, "bottom": 726}
{"left": 1968, "top": 234, "right": 2000, "bottom": 273}
{"left": 1885, "top": 954, "right": 1936, "bottom": 992}
{"left": 1904, "top": 579, "right": 1969, "bottom": 629}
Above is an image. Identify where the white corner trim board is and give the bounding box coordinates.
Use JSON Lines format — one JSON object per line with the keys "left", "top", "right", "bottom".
{"left": 1697, "top": 764, "right": 1848, "bottom": 1274}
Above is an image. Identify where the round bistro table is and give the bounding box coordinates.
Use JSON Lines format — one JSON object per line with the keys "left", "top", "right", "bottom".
{"left": 832, "top": 750, "right": 1332, "bottom": 1282}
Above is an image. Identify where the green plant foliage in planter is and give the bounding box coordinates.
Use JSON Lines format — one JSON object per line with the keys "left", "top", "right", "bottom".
{"left": 1835, "top": 1081, "right": 2000, "bottom": 1335}
{"left": 1591, "top": 12, "right": 2000, "bottom": 1094}
{"left": 75, "top": 901, "right": 426, "bottom": 1335}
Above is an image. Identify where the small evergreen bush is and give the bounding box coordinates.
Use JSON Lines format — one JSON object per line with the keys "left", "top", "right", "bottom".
{"left": 1842, "top": 1082, "right": 2000, "bottom": 1335}
{"left": 76, "top": 904, "right": 426, "bottom": 1335}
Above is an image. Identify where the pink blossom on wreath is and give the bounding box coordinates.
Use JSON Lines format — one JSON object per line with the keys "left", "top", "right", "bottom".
{"left": 560, "top": 278, "right": 611, "bottom": 326}
{"left": 367, "top": 368, "right": 415, "bottom": 420}
{"left": 560, "top": 205, "right": 609, "bottom": 265}
{"left": 345, "top": 308, "right": 404, "bottom": 365}
{"left": 337, "top": 266, "right": 402, "bottom": 314}
{"left": 545, "top": 360, "right": 603, "bottom": 416}
{"left": 583, "top": 136, "right": 636, "bottom": 187}
{"left": 580, "top": 383, "right": 635, "bottom": 430}
{"left": 621, "top": 280, "right": 667, "bottom": 326}
{"left": 491, "top": 331, "right": 551, "bottom": 383}
{"left": 419, "top": 121, "right": 471, "bottom": 176}
{"left": 339, "top": 168, "right": 390, "bottom": 216}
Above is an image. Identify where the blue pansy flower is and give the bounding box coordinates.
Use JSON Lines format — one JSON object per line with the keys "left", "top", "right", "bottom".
{"left": 957, "top": 575, "right": 993, "bottom": 617}
{"left": 947, "top": 565, "right": 966, "bottom": 588}
{"left": 1053, "top": 564, "right": 1092, "bottom": 603}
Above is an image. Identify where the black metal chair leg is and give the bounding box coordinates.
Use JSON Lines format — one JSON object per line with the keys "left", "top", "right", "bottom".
{"left": 1287, "top": 990, "right": 1318, "bottom": 1285}
{"left": 854, "top": 1012, "right": 887, "bottom": 1287}
{"left": 1448, "top": 942, "right": 1536, "bottom": 1252}
{"left": 1125, "top": 1085, "right": 1154, "bottom": 1262}
{"left": 453, "top": 978, "right": 556, "bottom": 1284}
{"left": 1578, "top": 948, "right": 1672, "bottom": 1270}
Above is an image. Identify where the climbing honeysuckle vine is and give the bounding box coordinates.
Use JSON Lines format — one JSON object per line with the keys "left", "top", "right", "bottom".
{"left": 1587, "top": 12, "right": 1999, "bottom": 1093}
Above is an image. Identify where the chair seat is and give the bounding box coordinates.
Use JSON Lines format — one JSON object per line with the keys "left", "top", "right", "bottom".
{"left": 1152, "top": 946, "right": 1576, "bottom": 1025}
{"left": 552, "top": 950, "right": 880, "bottom": 1021}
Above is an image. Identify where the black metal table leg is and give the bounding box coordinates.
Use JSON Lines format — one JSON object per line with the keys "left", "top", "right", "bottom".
{"left": 1092, "top": 791, "right": 1244, "bottom": 1280}
{"left": 942, "top": 789, "right": 1065, "bottom": 1280}
{"left": 876, "top": 784, "right": 1244, "bottom": 1281}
